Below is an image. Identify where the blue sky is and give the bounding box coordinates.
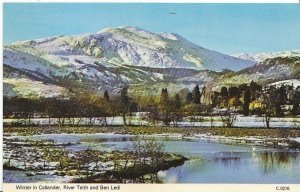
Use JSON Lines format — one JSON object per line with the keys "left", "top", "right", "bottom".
{"left": 3, "top": 3, "right": 300, "bottom": 54}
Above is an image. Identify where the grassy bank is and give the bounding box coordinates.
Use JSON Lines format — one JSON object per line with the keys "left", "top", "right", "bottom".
{"left": 72, "top": 154, "right": 187, "bottom": 183}
{"left": 4, "top": 125, "right": 300, "bottom": 138}
{"left": 3, "top": 135, "right": 188, "bottom": 183}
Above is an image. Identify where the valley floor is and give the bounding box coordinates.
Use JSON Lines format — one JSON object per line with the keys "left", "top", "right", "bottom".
{"left": 3, "top": 125, "right": 300, "bottom": 183}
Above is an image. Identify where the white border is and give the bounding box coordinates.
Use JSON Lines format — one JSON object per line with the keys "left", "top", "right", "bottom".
{"left": 1, "top": 0, "right": 300, "bottom": 3}
{"left": 1, "top": 1, "right": 299, "bottom": 191}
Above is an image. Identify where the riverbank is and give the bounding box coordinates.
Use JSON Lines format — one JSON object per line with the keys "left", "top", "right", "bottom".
{"left": 72, "top": 154, "right": 187, "bottom": 183}
{"left": 4, "top": 125, "right": 300, "bottom": 183}
{"left": 3, "top": 135, "right": 188, "bottom": 183}
{"left": 4, "top": 126, "right": 300, "bottom": 167}
{"left": 4, "top": 126, "right": 300, "bottom": 148}
{"left": 4, "top": 125, "right": 300, "bottom": 137}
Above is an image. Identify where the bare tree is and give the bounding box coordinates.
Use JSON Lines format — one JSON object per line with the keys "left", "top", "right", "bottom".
{"left": 219, "top": 97, "right": 238, "bottom": 128}
{"left": 261, "top": 86, "right": 276, "bottom": 129}
{"left": 131, "top": 139, "right": 165, "bottom": 167}
{"left": 220, "top": 109, "right": 238, "bottom": 128}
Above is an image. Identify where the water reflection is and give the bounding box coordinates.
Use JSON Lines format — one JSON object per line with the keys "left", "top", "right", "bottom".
{"left": 79, "top": 135, "right": 188, "bottom": 143}
{"left": 258, "top": 152, "right": 298, "bottom": 174}
{"left": 132, "top": 173, "right": 162, "bottom": 183}
{"left": 213, "top": 152, "right": 241, "bottom": 167}
{"left": 158, "top": 158, "right": 206, "bottom": 183}
{"left": 11, "top": 134, "right": 300, "bottom": 183}
{"left": 80, "top": 137, "right": 137, "bottom": 143}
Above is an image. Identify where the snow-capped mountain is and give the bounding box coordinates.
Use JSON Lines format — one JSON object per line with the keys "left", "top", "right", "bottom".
{"left": 232, "top": 53, "right": 257, "bottom": 63}
{"left": 3, "top": 26, "right": 299, "bottom": 98}
{"left": 233, "top": 50, "right": 300, "bottom": 63}
{"left": 255, "top": 50, "right": 300, "bottom": 63}
{"left": 218, "top": 50, "right": 300, "bottom": 88}
{"left": 6, "top": 26, "right": 254, "bottom": 72}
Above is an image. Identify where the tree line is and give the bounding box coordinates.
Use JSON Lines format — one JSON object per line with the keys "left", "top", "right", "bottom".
{"left": 4, "top": 88, "right": 136, "bottom": 126}
{"left": 3, "top": 81, "right": 300, "bottom": 128}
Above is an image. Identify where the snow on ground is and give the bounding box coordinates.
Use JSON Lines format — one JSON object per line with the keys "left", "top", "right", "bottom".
{"left": 4, "top": 47, "right": 55, "bottom": 77}
{"left": 268, "top": 79, "right": 300, "bottom": 89}
{"left": 179, "top": 116, "right": 300, "bottom": 128}
{"left": 3, "top": 78, "right": 69, "bottom": 98}
{"left": 291, "top": 138, "right": 300, "bottom": 143}
{"left": 3, "top": 116, "right": 300, "bottom": 128}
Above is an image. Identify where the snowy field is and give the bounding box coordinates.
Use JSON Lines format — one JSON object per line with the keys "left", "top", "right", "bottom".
{"left": 3, "top": 115, "right": 300, "bottom": 128}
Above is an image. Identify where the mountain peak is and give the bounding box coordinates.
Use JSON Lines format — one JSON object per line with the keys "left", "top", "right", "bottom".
{"left": 4, "top": 26, "right": 298, "bottom": 98}
{"left": 98, "top": 26, "right": 141, "bottom": 33}
{"left": 159, "top": 32, "right": 181, "bottom": 40}
{"left": 255, "top": 49, "right": 300, "bottom": 62}
{"left": 232, "top": 53, "right": 256, "bottom": 62}
{"left": 6, "top": 26, "right": 256, "bottom": 71}
{"left": 100, "top": 26, "right": 184, "bottom": 41}
{"left": 97, "top": 26, "right": 161, "bottom": 39}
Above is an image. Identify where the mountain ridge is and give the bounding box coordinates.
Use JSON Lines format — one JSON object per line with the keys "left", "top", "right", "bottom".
{"left": 3, "top": 26, "right": 299, "bottom": 98}
{"left": 7, "top": 26, "right": 255, "bottom": 71}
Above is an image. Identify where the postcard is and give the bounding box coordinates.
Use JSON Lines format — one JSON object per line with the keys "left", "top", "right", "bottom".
{"left": 2, "top": 1, "right": 300, "bottom": 192}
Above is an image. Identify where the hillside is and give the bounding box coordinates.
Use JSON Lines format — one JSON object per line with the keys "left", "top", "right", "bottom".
{"left": 3, "top": 27, "right": 299, "bottom": 98}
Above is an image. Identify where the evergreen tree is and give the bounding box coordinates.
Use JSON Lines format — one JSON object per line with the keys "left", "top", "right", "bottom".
{"left": 104, "top": 90, "right": 109, "bottom": 102}
{"left": 243, "top": 87, "right": 251, "bottom": 116}
{"left": 250, "top": 81, "right": 262, "bottom": 101}
{"left": 186, "top": 92, "right": 193, "bottom": 104}
{"left": 220, "top": 86, "right": 228, "bottom": 98}
{"left": 101, "top": 90, "right": 110, "bottom": 125}
{"left": 238, "top": 83, "right": 249, "bottom": 92}
{"left": 120, "top": 86, "right": 130, "bottom": 126}
{"left": 211, "top": 91, "right": 220, "bottom": 108}
{"left": 220, "top": 86, "right": 229, "bottom": 106}
{"left": 160, "top": 88, "right": 169, "bottom": 113}
{"left": 278, "top": 85, "right": 287, "bottom": 104}
{"left": 292, "top": 87, "right": 300, "bottom": 116}
{"left": 228, "top": 86, "right": 240, "bottom": 99}
{"left": 174, "top": 94, "right": 181, "bottom": 111}
{"left": 170, "top": 94, "right": 182, "bottom": 127}
{"left": 193, "top": 85, "right": 201, "bottom": 104}
{"left": 146, "top": 97, "right": 159, "bottom": 125}
{"left": 201, "top": 86, "right": 206, "bottom": 96}
{"left": 262, "top": 86, "right": 277, "bottom": 128}
{"left": 274, "top": 85, "right": 285, "bottom": 117}
{"left": 159, "top": 88, "right": 171, "bottom": 125}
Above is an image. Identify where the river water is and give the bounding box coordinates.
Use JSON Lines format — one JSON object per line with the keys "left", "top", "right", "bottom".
{"left": 5, "top": 133, "right": 300, "bottom": 183}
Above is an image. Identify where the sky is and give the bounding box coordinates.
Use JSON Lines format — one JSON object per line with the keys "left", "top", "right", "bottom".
{"left": 3, "top": 3, "right": 300, "bottom": 54}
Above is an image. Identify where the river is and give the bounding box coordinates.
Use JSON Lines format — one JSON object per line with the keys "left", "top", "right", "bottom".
{"left": 4, "top": 133, "right": 300, "bottom": 183}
